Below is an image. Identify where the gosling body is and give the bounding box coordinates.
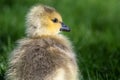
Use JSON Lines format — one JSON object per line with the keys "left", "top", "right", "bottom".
{"left": 6, "top": 5, "right": 79, "bottom": 80}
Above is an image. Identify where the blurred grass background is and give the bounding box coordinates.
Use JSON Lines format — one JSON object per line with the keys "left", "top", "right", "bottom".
{"left": 0, "top": 0, "right": 120, "bottom": 80}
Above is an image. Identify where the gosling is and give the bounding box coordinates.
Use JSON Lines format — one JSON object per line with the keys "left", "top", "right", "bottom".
{"left": 6, "top": 4, "right": 79, "bottom": 80}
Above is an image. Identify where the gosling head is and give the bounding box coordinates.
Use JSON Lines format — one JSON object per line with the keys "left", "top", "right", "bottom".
{"left": 26, "top": 4, "right": 70, "bottom": 38}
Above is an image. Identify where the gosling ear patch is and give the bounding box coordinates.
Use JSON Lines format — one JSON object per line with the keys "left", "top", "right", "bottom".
{"left": 44, "top": 6, "right": 55, "bottom": 13}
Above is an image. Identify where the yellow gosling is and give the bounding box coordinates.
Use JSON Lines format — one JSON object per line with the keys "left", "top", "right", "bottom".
{"left": 6, "top": 4, "right": 80, "bottom": 80}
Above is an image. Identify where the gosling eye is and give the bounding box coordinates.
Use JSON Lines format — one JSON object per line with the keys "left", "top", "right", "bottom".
{"left": 52, "top": 18, "right": 58, "bottom": 23}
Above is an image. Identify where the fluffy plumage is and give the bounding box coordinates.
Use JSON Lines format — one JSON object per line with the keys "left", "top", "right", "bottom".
{"left": 6, "top": 4, "right": 79, "bottom": 80}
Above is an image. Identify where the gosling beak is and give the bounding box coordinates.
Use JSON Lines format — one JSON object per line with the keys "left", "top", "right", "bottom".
{"left": 60, "top": 22, "right": 70, "bottom": 32}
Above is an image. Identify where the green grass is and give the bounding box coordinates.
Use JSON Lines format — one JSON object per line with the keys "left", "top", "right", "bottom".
{"left": 0, "top": 0, "right": 120, "bottom": 80}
